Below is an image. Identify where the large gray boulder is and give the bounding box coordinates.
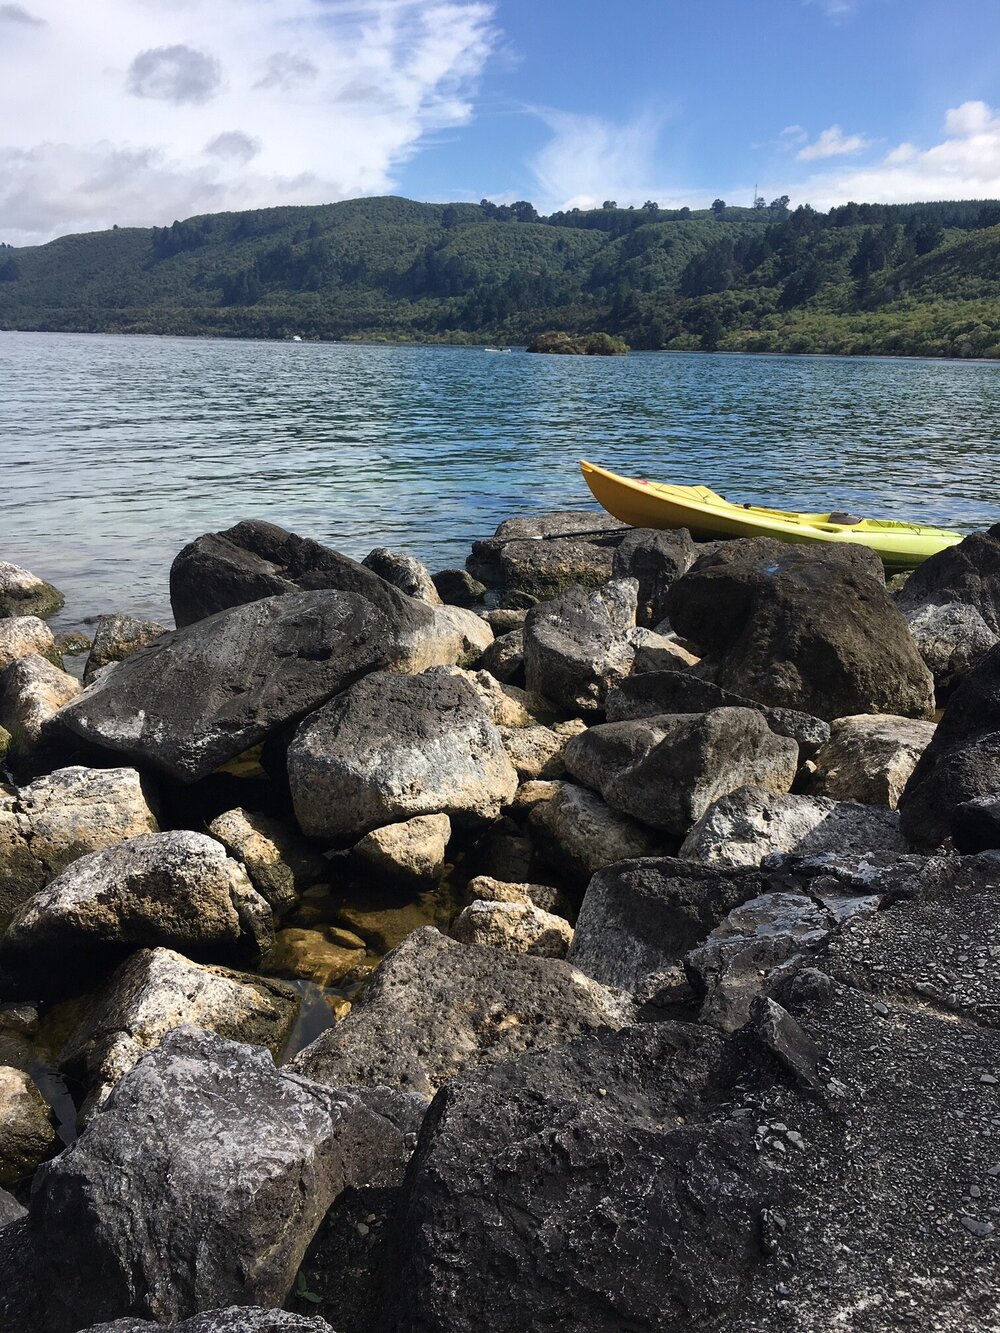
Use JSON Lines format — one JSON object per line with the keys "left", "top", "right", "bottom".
{"left": 568, "top": 858, "right": 777, "bottom": 1000}
{"left": 523, "top": 579, "right": 639, "bottom": 713}
{"left": 55, "top": 590, "right": 442, "bottom": 784}
{"left": 903, "top": 601, "right": 998, "bottom": 697}
{"left": 899, "top": 643, "right": 1000, "bottom": 848}
{"left": 897, "top": 524, "right": 1000, "bottom": 632}
{"left": 527, "top": 782, "right": 667, "bottom": 885}
{"left": 28, "top": 1028, "right": 402, "bottom": 1329}
{"left": 1, "top": 831, "right": 272, "bottom": 971}
{"left": 60, "top": 947, "right": 300, "bottom": 1116}
{"left": 291, "top": 927, "right": 632, "bottom": 1098}
{"left": 564, "top": 708, "right": 799, "bottom": 834}
{"left": 466, "top": 512, "right": 626, "bottom": 592}
{"left": 808, "top": 714, "right": 936, "bottom": 808}
{"left": 288, "top": 670, "right": 517, "bottom": 840}
{"left": 680, "top": 785, "right": 908, "bottom": 867}
{"left": 0, "top": 562, "right": 63, "bottom": 620}
{"left": 665, "top": 539, "right": 935, "bottom": 721}
{"left": 611, "top": 527, "right": 695, "bottom": 626}
{"left": 0, "top": 766, "right": 158, "bottom": 926}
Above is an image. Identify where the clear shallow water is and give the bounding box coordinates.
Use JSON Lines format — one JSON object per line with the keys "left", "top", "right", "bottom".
{"left": 2, "top": 331, "right": 999, "bottom": 632}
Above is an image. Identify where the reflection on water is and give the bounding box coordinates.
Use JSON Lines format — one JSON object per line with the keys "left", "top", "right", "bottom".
{"left": 2, "top": 332, "right": 998, "bottom": 632}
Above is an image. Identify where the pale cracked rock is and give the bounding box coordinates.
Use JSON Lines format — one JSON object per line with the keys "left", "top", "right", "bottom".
{"left": 0, "top": 765, "right": 159, "bottom": 925}
{"left": 466, "top": 875, "right": 572, "bottom": 918}
{"left": 809, "top": 714, "right": 937, "bottom": 809}
{"left": 904, "top": 601, "right": 998, "bottom": 695}
{"left": 0, "top": 1064, "right": 56, "bottom": 1183}
{"left": 680, "top": 785, "right": 908, "bottom": 868}
{"left": 291, "top": 927, "right": 633, "bottom": 1098}
{"left": 0, "top": 616, "right": 58, "bottom": 672}
{"left": 0, "top": 653, "right": 80, "bottom": 759}
{"left": 498, "top": 720, "right": 585, "bottom": 781}
{"left": 207, "top": 808, "right": 327, "bottom": 913}
{"left": 433, "top": 665, "right": 557, "bottom": 728}
{"left": 288, "top": 670, "right": 518, "bottom": 840}
{"left": 0, "top": 830, "right": 273, "bottom": 968}
{"left": 83, "top": 613, "right": 168, "bottom": 684}
{"left": 433, "top": 604, "right": 494, "bottom": 666}
{"left": 351, "top": 813, "right": 451, "bottom": 884}
{"left": 528, "top": 782, "right": 666, "bottom": 885}
{"left": 60, "top": 947, "right": 301, "bottom": 1118}
{"left": 0, "top": 562, "right": 63, "bottom": 620}
{"left": 362, "top": 547, "right": 442, "bottom": 605}
{"left": 452, "top": 900, "right": 574, "bottom": 958}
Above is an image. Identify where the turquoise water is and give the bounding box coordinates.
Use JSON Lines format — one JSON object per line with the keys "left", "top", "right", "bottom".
{"left": 2, "top": 331, "right": 999, "bottom": 632}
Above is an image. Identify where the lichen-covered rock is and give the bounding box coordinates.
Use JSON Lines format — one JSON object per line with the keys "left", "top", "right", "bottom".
{"left": 0, "top": 616, "right": 59, "bottom": 671}
{"left": 83, "top": 613, "right": 168, "bottom": 683}
{"left": 56, "top": 590, "right": 441, "bottom": 784}
{"left": 29, "top": 1027, "right": 403, "bottom": 1328}
{"left": 680, "top": 785, "right": 908, "bottom": 867}
{"left": 465, "top": 874, "right": 571, "bottom": 918}
{"left": 605, "top": 670, "right": 831, "bottom": 756}
{"left": 0, "top": 562, "right": 63, "bottom": 620}
{"left": 665, "top": 538, "right": 935, "bottom": 721}
{"left": 350, "top": 813, "right": 451, "bottom": 884}
{"left": 451, "top": 900, "right": 573, "bottom": 957}
{"left": 564, "top": 708, "right": 799, "bottom": 834}
{"left": 611, "top": 526, "right": 695, "bottom": 626}
{"left": 1, "top": 831, "right": 272, "bottom": 971}
{"left": 61, "top": 947, "right": 300, "bottom": 1117}
{"left": 0, "top": 765, "right": 159, "bottom": 926}
{"left": 498, "top": 721, "right": 582, "bottom": 781}
{"left": 206, "top": 808, "right": 327, "bottom": 913}
{"left": 0, "top": 653, "right": 80, "bottom": 763}
{"left": 524, "top": 579, "right": 639, "bottom": 713}
{"left": 809, "top": 714, "right": 936, "bottom": 808}
{"left": 497, "top": 537, "right": 616, "bottom": 600}
{"left": 361, "top": 547, "right": 441, "bottom": 604}
{"left": 288, "top": 670, "right": 517, "bottom": 840}
{"left": 0, "top": 1065, "right": 55, "bottom": 1183}
{"left": 291, "top": 927, "right": 632, "bottom": 1098}
{"left": 528, "top": 782, "right": 667, "bottom": 884}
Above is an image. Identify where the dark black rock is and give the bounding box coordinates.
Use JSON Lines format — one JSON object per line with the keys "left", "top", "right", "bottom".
{"left": 664, "top": 538, "right": 935, "bottom": 721}
{"left": 897, "top": 525, "right": 1000, "bottom": 633}
{"left": 954, "top": 795, "right": 1000, "bottom": 852}
{"left": 431, "top": 568, "right": 486, "bottom": 607}
{"left": 611, "top": 526, "right": 695, "bottom": 626}
{"left": 79, "top": 1308, "right": 336, "bottom": 1330}
{"left": 0, "top": 1186, "right": 24, "bottom": 1229}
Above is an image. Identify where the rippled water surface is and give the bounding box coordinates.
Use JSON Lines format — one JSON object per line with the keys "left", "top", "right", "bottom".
{"left": 3, "top": 331, "right": 999, "bottom": 630}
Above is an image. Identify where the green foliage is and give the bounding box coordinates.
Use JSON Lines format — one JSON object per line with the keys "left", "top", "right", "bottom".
{"left": 527, "top": 330, "right": 629, "bottom": 355}
{"left": 1, "top": 193, "right": 999, "bottom": 358}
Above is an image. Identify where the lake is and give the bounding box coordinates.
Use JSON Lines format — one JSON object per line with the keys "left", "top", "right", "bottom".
{"left": 2, "top": 331, "right": 999, "bottom": 633}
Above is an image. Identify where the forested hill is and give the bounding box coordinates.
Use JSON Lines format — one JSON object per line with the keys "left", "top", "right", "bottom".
{"left": 3, "top": 194, "right": 1000, "bottom": 357}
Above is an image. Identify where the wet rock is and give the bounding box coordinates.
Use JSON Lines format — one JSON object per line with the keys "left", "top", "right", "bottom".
{"left": 431, "top": 567, "right": 486, "bottom": 607}
{"left": 291, "top": 927, "right": 632, "bottom": 1098}
{"left": 1, "top": 830, "right": 272, "bottom": 972}
{"left": 350, "top": 813, "right": 451, "bottom": 885}
{"left": 60, "top": 947, "right": 300, "bottom": 1116}
{"left": 565, "top": 708, "right": 798, "bottom": 834}
{"left": 0, "top": 765, "right": 159, "bottom": 926}
{"left": 498, "top": 720, "right": 583, "bottom": 781}
{"left": 451, "top": 900, "right": 573, "bottom": 957}
{"left": 83, "top": 613, "right": 168, "bottom": 684}
{"left": 0, "top": 562, "right": 63, "bottom": 620}
{"left": 680, "top": 785, "right": 908, "bottom": 867}
{"left": 206, "top": 808, "right": 327, "bottom": 913}
{"left": 288, "top": 670, "right": 517, "bottom": 840}
{"left": 897, "top": 524, "right": 1000, "bottom": 633}
{"left": 903, "top": 601, "right": 998, "bottom": 696}
{"left": 568, "top": 858, "right": 775, "bottom": 1000}
{"left": 57, "top": 590, "right": 438, "bottom": 784}
{"left": 29, "top": 1027, "right": 402, "bottom": 1328}
{"left": 899, "top": 642, "right": 1000, "bottom": 848}
{"left": 497, "top": 538, "right": 615, "bottom": 600}
{"left": 611, "top": 526, "right": 695, "bottom": 626}
{"left": 465, "top": 874, "right": 572, "bottom": 918}
{"left": 479, "top": 627, "right": 524, "bottom": 682}
{"left": 527, "top": 782, "right": 667, "bottom": 885}
{"left": 0, "top": 1186, "right": 24, "bottom": 1229}
{"left": 0, "top": 616, "right": 58, "bottom": 671}
{"left": 0, "top": 654, "right": 80, "bottom": 763}
{"left": 260, "top": 928, "right": 366, "bottom": 989}
{"left": 0, "top": 1064, "right": 56, "bottom": 1183}
{"left": 665, "top": 538, "right": 935, "bottom": 721}
{"left": 809, "top": 714, "right": 936, "bottom": 808}
{"left": 523, "top": 578, "right": 639, "bottom": 713}
{"left": 361, "top": 547, "right": 441, "bottom": 605}
{"left": 606, "top": 670, "right": 831, "bottom": 756}
{"left": 79, "top": 1310, "right": 337, "bottom": 1332}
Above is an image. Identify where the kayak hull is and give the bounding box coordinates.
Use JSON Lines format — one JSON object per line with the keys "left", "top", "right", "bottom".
{"left": 580, "top": 461, "right": 965, "bottom": 570}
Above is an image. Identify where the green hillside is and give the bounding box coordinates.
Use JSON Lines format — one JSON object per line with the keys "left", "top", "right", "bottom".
{"left": 2, "top": 194, "right": 1000, "bottom": 357}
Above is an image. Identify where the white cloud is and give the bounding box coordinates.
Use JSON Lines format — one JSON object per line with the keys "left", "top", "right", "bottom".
{"left": 805, "top": 0, "right": 858, "bottom": 20}
{"left": 0, "top": 0, "right": 498, "bottom": 245}
{"left": 796, "top": 124, "right": 872, "bottom": 161}
{"left": 787, "top": 100, "right": 1000, "bottom": 208}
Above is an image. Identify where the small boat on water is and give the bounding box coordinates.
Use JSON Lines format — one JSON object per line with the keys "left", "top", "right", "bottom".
{"left": 580, "top": 460, "right": 965, "bottom": 569}
{"left": 483, "top": 345, "right": 512, "bottom": 353}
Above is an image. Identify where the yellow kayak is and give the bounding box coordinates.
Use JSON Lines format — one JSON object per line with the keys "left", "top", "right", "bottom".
{"left": 580, "top": 460, "right": 965, "bottom": 570}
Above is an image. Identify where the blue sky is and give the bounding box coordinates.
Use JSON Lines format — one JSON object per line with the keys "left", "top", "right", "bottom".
{"left": 3, "top": 0, "right": 1000, "bottom": 245}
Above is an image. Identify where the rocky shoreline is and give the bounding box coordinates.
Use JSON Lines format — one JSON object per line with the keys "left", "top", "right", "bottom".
{"left": 1, "top": 510, "right": 1000, "bottom": 1331}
